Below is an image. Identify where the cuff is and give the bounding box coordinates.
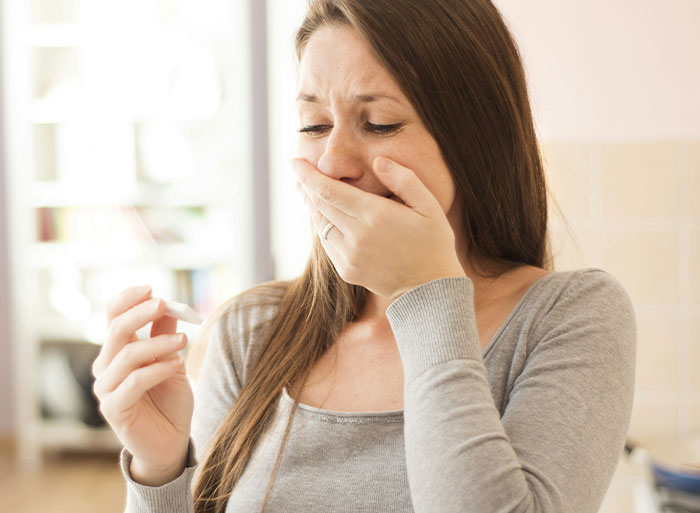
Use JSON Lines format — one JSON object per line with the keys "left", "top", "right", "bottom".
{"left": 120, "top": 437, "right": 198, "bottom": 513}
{"left": 385, "top": 276, "right": 482, "bottom": 383}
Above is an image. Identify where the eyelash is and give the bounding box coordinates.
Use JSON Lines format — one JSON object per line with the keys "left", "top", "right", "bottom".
{"left": 298, "top": 122, "right": 405, "bottom": 137}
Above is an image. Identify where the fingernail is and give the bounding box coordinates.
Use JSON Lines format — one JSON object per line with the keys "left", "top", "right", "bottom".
{"left": 136, "top": 285, "right": 152, "bottom": 296}
{"left": 375, "top": 157, "right": 393, "bottom": 173}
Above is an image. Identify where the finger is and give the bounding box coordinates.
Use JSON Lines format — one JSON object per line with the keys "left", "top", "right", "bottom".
{"left": 298, "top": 180, "right": 353, "bottom": 237}
{"left": 373, "top": 157, "right": 442, "bottom": 216}
{"left": 317, "top": 213, "right": 345, "bottom": 250}
{"left": 316, "top": 229, "right": 350, "bottom": 283}
{"left": 94, "top": 333, "right": 187, "bottom": 397}
{"left": 300, "top": 189, "right": 344, "bottom": 246}
{"left": 291, "top": 158, "right": 368, "bottom": 218}
{"left": 95, "top": 297, "right": 169, "bottom": 377}
{"left": 101, "top": 359, "right": 185, "bottom": 414}
{"left": 151, "top": 314, "right": 179, "bottom": 362}
{"left": 105, "top": 285, "right": 153, "bottom": 326}
{"left": 151, "top": 312, "right": 178, "bottom": 339}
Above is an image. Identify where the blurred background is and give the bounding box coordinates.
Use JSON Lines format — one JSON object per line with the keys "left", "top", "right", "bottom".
{"left": 0, "top": 0, "right": 698, "bottom": 511}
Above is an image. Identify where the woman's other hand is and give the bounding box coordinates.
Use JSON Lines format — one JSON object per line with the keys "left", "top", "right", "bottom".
{"left": 91, "top": 285, "right": 195, "bottom": 485}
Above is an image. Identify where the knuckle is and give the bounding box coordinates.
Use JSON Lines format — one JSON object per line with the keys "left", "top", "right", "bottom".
{"left": 91, "top": 357, "right": 101, "bottom": 378}
{"left": 105, "top": 297, "right": 117, "bottom": 320}
{"left": 350, "top": 230, "right": 368, "bottom": 250}
{"left": 114, "top": 343, "right": 136, "bottom": 367}
{"left": 97, "top": 399, "right": 106, "bottom": 417}
{"left": 98, "top": 396, "right": 113, "bottom": 419}
{"left": 123, "top": 372, "right": 140, "bottom": 391}
{"left": 305, "top": 191, "right": 318, "bottom": 207}
{"left": 92, "top": 378, "right": 102, "bottom": 399}
{"left": 364, "top": 208, "right": 383, "bottom": 228}
{"left": 107, "top": 317, "right": 122, "bottom": 342}
{"left": 316, "top": 184, "right": 334, "bottom": 202}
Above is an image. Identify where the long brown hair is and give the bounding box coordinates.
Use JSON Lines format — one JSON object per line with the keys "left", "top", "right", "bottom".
{"left": 191, "top": 1, "right": 555, "bottom": 511}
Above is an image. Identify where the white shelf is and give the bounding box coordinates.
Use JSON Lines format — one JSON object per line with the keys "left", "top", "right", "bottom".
{"left": 5, "top": 0, "right": 258, "bottom": 471}
{"left": 40, "top": 419, "right": 122, "bottom": 452}
{"left": 30, "top": 242, "right": 238, "bottom": 269}
{"left": 29, "top": 180, "right": 235, "bottom": 207}
{"left": 31, "top": 23, "right": 84, "bottom": 47}
{"left": 38, "top": 314, "right": 92, "bottom": 344}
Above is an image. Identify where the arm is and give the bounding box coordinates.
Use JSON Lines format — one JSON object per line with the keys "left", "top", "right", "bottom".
{"left": 386, "top": 271, "right": 636, "bottom": 513}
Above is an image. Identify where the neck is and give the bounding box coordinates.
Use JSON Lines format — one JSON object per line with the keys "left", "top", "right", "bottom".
{"left": 357, "top": 239, "right": 505, "bottom": 323}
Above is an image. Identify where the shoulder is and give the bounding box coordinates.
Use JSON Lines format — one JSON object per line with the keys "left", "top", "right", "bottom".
{"left": 217, "top": 279, "right": 291, "bottom": 339}
{"left": 527, "top": 267, "right": 637, "bottom": 355}
{"left": 190, "top": 279, "right": 292, "bottom": 383}
{"left": 535, "top": 267, "right": 635, "bottom": 318}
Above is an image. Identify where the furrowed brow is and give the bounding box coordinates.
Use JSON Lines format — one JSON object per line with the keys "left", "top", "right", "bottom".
{"left": 296, "top": 92, "right": 402, "bottom": 106}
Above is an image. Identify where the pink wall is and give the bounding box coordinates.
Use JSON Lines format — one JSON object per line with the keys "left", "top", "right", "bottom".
{"left": 495, "top": 0, "right": 700, "bottom": 141}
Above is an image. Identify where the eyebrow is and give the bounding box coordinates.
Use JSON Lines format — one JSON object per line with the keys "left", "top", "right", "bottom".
{"left": 296, "top": 92, "right": 403, "bottom": 106}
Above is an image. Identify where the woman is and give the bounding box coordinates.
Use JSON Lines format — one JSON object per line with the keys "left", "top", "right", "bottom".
{"left": 93, "top": 1, "right": 636, "bottom": 512}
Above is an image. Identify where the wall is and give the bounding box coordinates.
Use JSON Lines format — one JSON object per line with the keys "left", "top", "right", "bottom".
{"left": 491, "top": 0, "right": 700, "bottom": 441}
{"left": 543, "top": 141, "right": 700, "bottom": 439}
{"left": 496, "top": 3, "right": 700, "bottom": 510}
{"left": 495, "top": 0, "right": 700, "bottom": 141}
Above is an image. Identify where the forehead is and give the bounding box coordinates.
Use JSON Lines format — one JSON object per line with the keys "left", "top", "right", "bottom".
{"left": 298, "top": 24, "right": 406, "bottom": 105}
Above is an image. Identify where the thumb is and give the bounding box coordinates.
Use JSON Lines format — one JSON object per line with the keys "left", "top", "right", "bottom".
{"left": 151, "top": 308, "right": 178, "bottom": 338}
{"left": 373, "top": 157, "right": 441, "bottom": 216}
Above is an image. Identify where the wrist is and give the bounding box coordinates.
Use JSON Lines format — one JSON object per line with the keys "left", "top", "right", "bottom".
{"left": 130, "top": 448, "right": 189, "bottom": 487}
{"left": 390, "top": 269, "right": 467, "bottom": 303}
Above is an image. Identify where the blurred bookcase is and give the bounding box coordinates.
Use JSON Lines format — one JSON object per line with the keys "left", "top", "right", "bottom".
{"left": 2, "top": 0, "right": 260, "bottom": 470}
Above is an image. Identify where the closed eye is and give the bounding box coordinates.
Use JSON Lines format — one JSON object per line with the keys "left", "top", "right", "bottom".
{"left": 298, "top": 122, "right": 405, "bottom": 137}
{"left": 365, "top": 122, "right": 405, "bottom": 135}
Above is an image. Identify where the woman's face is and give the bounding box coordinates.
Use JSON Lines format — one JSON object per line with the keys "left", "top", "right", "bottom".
{"left": 296, "top": 24, "right": 463, "bottom": 226}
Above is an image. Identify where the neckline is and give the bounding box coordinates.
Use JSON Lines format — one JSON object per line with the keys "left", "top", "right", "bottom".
{"left": 281, "top": 270, "right": 558, "bottom": 418}
{"left": 280, "top": 385, "right": 404, "bottom": 420}
{"left": 480, "top": 269, "right": 556, "bottom": 356}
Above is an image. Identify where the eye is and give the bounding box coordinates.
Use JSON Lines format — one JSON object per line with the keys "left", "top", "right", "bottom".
{"left": 364, "top": 122, "right": 405, "bottom": 135}
{"left": 298, "top": 124, "right": 332, "bottom": 137}
{"left": 297, "top": 122, "right": 406, "bottom": 137}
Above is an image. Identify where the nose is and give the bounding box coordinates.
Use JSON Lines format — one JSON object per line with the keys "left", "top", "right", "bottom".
{"left": 316, "top": 127, "right": 365, "bottom": 182}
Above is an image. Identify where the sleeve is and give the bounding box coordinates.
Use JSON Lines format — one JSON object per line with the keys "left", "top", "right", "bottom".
{"left": 119, "top": 301, "right": 245, "bottom": 513}
{"left": 385, "top": 271, "right": 637, "bottom": 513}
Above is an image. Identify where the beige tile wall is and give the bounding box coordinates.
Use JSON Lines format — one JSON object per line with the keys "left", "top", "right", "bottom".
{"left": 541, "top": 140, "right": 700, "bottom": 445}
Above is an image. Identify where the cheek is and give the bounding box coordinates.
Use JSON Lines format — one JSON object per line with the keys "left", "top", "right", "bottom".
{"left": 378, "top": 144, "right": 456, "bottom": 213}
{"left": 295, "top": 138, "right": 323, "bottom": 164}
{"left": 414, "top": 167, "right": 456, "bottom": 214}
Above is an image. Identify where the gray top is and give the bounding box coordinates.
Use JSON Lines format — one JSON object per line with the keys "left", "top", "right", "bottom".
{"left": 119, "top": 268, "right": 636, "bottom": 513}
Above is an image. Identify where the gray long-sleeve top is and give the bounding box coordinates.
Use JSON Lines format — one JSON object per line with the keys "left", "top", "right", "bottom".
{"left": 119, "top": 268, "right": 637, "bottom": 512}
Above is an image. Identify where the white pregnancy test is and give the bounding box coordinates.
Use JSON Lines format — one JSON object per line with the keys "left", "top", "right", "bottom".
{"left": 163, "top": 299, "right": 204, "bottom": 325}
